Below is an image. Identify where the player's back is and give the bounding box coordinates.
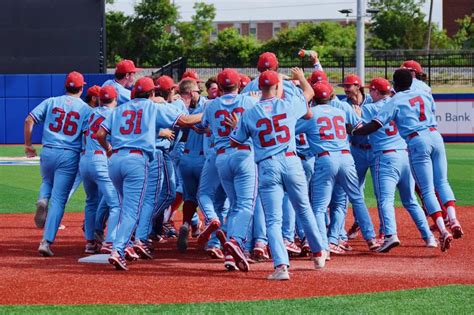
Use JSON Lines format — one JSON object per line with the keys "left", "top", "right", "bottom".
{"left": 362, "top": 98, "right": 406, "bottom": 153}
{"left": 204, "top": 93, "right": 256, "bottom": 150}
{"left": 382, "top": 89, "right": 436, "bottom": 138}
{"left": 83, "top": 106, "right": 113, "bottom": 152}
{"left": 301, "top": 105, "right": 350, "bottom": 155}
{"left": 31, "top": 95, "right": 91, "bottom": 151}
{"left": 184, "top": 103, "right": 205, "bottom": 154}
{"left": 102, "top": 79, "right": 131, "bottom": 106}
{"left": 411, "top": 78, "right": 431, "bottom": 94}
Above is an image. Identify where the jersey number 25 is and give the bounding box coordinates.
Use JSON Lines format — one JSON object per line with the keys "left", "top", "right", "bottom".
{"left": 256, "top": 113, "right": 290, "bottom": 147}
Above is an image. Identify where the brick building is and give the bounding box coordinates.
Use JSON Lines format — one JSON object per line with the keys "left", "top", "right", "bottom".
{"left": 443, "top": 0, "right": 473, "bottom": 36}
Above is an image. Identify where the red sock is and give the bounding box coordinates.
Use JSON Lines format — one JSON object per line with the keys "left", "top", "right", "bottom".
{"left": 170, "top": 192, "right": 183, "bottom": 215}
{"left": 182, "top": 200, "right": 197, "bottom": 225}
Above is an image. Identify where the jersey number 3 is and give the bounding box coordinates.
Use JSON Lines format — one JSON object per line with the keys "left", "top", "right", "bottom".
{"left": 256, "top": 113, "right": 290, "bottom": 147}
{"left": 49, "top": 107, "right": 80, "bottom": 136}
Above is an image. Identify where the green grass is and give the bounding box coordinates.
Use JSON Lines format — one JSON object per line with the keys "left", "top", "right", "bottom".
{"left": 0, "top": 144, "right": 473, "bottom": 213}
{"left": 1, "top": 285, "right": 472, "bottom": 314}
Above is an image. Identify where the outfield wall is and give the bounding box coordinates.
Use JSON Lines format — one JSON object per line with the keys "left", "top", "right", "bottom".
{"left": 0, "top": 74, "right": 472, "bottom": 144}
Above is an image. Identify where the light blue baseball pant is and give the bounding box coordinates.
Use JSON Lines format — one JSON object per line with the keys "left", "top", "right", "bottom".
{"left": 407, "top": 129, "right": 455, "bottom": 215}
{"left": 180, "top": 153, "right": 206, "bottom": 203}
{"left": 244, "top": 196, "right": 268, "bottom": 252}
{"left": 327, "top": 184, "right": 349, "bottom": 245}
{"left": 259, "top": 152, "right": 324, "bottom": 268}
{"left": 171, "top": 142, "right": 185, "bottom": 195}
{"left": 40, "top": 147, "right": 80, "bottom": 243}
{"left": 282, "top": 194, "right": 296, "bottom": 242}
{"left": 108, "top": 150, "right": 149, "bottom": 256}
{"left": 79, "top": 152, "right": 121, "bottom": 242}
{"left": 215, "top": 149, "right": 257, "bottom": 248}
{"left": 294, "top": 156, "right": 315, "bottom": 240}
{"left": 198, "top": 153, "right": 230, "bottom": 249}
{"left": 135, "top": 150, "right": 163, "bottom": 242}
{"left": 311, "top": 151, "right": 376, "bottom": 250}
{"left": 95, "top": 197, "right": 109, "bottom": 237}
{"left": 372, "top": 150, "right": 433, "bottom": 238}
{"left": 38, "top": 167, "right": 81, "bottom": 202}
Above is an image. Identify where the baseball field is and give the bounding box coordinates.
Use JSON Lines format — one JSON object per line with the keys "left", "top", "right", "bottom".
{"left": 0, "top": 144, "right": 473, "bottom": 313}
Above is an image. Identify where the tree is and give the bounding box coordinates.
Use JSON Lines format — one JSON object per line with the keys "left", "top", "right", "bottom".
{"left": 106, "top": 11, "right": 130, "bottom": 65}
{"left": 368, "top": 0, "right": 429, "bottom": 49}
{"left": 452, "top": 15, "right": 474, "bottom": 49}
{"left": 206, "top": 28, "right": 261, "bottom": 65}
{"left": 177, "top": 2, "right": 216, "bottom": 53}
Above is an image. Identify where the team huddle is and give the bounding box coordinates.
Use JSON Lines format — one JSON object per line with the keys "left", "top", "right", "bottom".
{"left": 23, "top": 51, "right": 464, "bottom": 281}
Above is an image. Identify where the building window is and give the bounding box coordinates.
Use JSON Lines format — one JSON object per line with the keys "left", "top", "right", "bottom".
{"left": 249, "top": 27, "right": 257, "bottom": 37}
{"left": 273, "top": 27, "right": 280, "bottom": 35}
{"left": 236, "top": 27, "right": 241, "bottom": 34}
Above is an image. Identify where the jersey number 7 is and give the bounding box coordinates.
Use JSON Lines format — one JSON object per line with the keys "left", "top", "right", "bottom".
{"left": 256, "top": 113, "right": 290, "bottom": 147}
{"left": 409, "top": 96, "right": 427, "bottom": 121}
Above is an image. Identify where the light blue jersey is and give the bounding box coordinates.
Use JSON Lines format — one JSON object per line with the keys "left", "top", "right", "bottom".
{"left": 374, "top": 89, "right": 436, "bottom": 139}
{"left": 156, "top": 99, "right": 189, "bottom": 150}
{"left": 329, "top": 98, "right": 361, "bottom": 127}
{"left": 241, "top": 76, "right": 301, "bottom": 100}
{"left": 101, "top": 98, "right": 182, "bottom": 159}
{"left": 297, "top": 105, "right": 355, "bottom": 155}
{"left": 411, "top": 78, "right": 431, "bottom": 94}
{"left": 101, "top": 79, "right": 131, "bottom": 106}
{"left": 29, "top": 95, "right": 92, "bottom": 152}
{"left": 230, "top": 93, "right": 307, "bottom": 163}
{"left": 202, "top": 93, "right": 257, "bottom": 150}
{"left": 83, "top": 106, "right": 114, "bottom": 152}
{"left": 183, "top": 103, "right": 205, "bottom": 154}
{"left": 362, "top": 97, "right": 407, "bottom": 153}
{"left": 341, "top": 94, "right": 372, "bottom": 146}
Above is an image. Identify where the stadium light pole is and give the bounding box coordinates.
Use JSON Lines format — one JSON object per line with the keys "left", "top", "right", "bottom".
{"left": 356, "top": 0, "right": 365, "bottom": 84}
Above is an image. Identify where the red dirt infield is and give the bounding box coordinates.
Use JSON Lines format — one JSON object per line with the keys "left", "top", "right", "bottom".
{"left": 0, "top": 207, "right": 472, "bottom": 305}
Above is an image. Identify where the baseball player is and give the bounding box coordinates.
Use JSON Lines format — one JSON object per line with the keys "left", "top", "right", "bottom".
{"left": 229, "top": 69, "right": 327, "bottom": 281}
{"left": 25, "top": 71, "right": 92, "bottom": 257}
{"left": 401, "top": 60, "right": 432, "bottom": 94}
{"left": 79, "top": 85, "right": 121, "bottom": 254}
{"left": 351, "top": 69, "right": 463, "bottom": 252}
{"left": 239, "top": 74, "right": 251, "bottom": 93}
{"left": 102, "top": 59, "right": 143, "bottom": 106}
{"left": 297, "top": 81, "right": 380, "bottom": 253}
{"left": 85, "top": 85, "right": 101, "bottom": 108}
{"left": 361, "top": 77, "right": 437, "bottom": 252}
{"left": 201, "top": 68, "right": 259, "bottom": 272}
{"left": 96, "top": 77, "right": 202, "bottom": 270}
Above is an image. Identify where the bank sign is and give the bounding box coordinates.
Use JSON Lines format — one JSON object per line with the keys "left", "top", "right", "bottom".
{"left": 433, "top": 94, "right": 474, "bottom": 141}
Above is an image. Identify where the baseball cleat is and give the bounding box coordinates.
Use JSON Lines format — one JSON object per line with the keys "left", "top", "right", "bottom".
{"left": 424, "top": 236, "right": 438, "bottom": 248}
{"left": 177, "top": 224, "right": 189, "bottom": 253}
{"left": 197, "top": 219, "right": 221, "bottom": 249}
{"left": 312, "top": 250, "right": 328, "bottom": 269}
{"left": 329, "top": 243, "right": 345, "bottom": 255}
{"left": 224, "top": 255, "right": 238, "bottom": 271}
{"left": 84, "top": 241, "right": 101, "bottom": 255}
{"left": 300, "top": 240, "right": 311, "bottom": 257}
{"left": 108, "top": 251, "right": 128, "bottom": 271}
{"left": 191, "top": 220, "right": 203, "bottom": 238}
{"left": 376, "top": 235, "right": 400, "bottom": 253}
{"left": 450, "top": 219, "right": 464, "bottom": 239}
{"left": 367, "top": 238, "right": 381, "bottom": 251}
{"left": 252, "top": 241, "right": 269, "bottom": 261}
{"left": 216, "top": 229, "right": 227, "bottom": 247}
{"left": 267, "top": 265, "right": 290, "bottom": 281}
{"left": 338, "top": 240, "right": 353, "bottom": 251}
{"left": 347, "top": 222, "right": 360, "bottom": 240}
{"left": 34, "top": 199, "right": 48, "bottom": 229}
{"left": 224, "top": 239, "right": 249, "bottom": 272}
{"left": 440, "top": 232, "right": 453, "bottom": 252}
{"left": 38, "top": 239, "right": 53, "bottom": 257}
{"left": 163, "top": 221, "right": 177, "bottom": 238}
{"left": 124, "top": 246, "right": 139, "bottom": 261}
{"left": 100, "top": 242, "right": 113, "bottom": 254}
{"left": 133, "top": 240, "right": 153, "bottom": 259}
{"left": 206, "top": 247, "right": 224, "bottom": 259}
{"left": 284, "top": 239, "right": 302, "bottom": 256}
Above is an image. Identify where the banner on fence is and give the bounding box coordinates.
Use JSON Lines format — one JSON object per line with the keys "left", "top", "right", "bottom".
{"left": 433, "top": 94, "right": 474, "bottom": 142}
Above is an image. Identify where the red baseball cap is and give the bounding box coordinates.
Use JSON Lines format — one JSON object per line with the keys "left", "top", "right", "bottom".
{"left": 182, "top": 70, "right": 203, "bottom": 82}
{"left": 239, "top": 74, "right": 251, "bottom": 88}
{"left": 365, "top": 78, "right": 391, "bottom": 93}
{"left": 309, "top": 70, "right": 328, "bottom": 84}
{"left": 340, "top": 74, "right": 362, "bottom": 86}
{"left": 115, "top": 59, "right": 143, "bottom": 74}
{"left": 312, "top": 81, "right": 334, "bottom": 100}
{"left": 217, "top": 69, "right": 240, "bottom": 87}
{"left": 86, "top": 85, "right": 101, "bottom": 97}
{"left": 258, "top": 70, "right": 279, "bottom": 88}
{"left": 155, "top": 75, "right": 177, "bottom": 91}
{"left": 401, "top": 60, "right": 423, "bottom": 74}
{"left": 133, "top": 77, "right": 156, "bottom": 94}
{"left": 65, "top": 71, "right": 86, "bottom": 88}
{"left": 100, "top": 86, "right": 118, "bottom": 102}
{"left": 257, "top": 52, "right": 279, "bottom": 72}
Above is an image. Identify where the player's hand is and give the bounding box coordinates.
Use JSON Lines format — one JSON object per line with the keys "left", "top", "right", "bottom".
{"left": 24, "top": 145, "right": 36, "bottom": 158}
{"left": 308, "top": 50, "right": 319, "bottom": 64}
{"left": 290, "top": 67, "right": 305, "bottom": 81}
{"left": 160, "top": 128, "right": 175, "bottom": 140}
{"left": 249, "top": 91, "right": 261, "bottom": 99}
{"left": 225, "top": 112, "right": 239, "bottom": 130}
{"left": 279, "top": 73, "right": 290, "bottom": 81}
{"left": 152, "top": 96, "right": 166, "bottom": 103}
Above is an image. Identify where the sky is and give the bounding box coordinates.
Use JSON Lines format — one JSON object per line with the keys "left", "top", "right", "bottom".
{"left": 108, "top": 0, "right": 443, "bottom": 27}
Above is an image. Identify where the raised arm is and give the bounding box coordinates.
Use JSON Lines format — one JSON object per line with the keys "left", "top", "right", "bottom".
{"left": 291, "top": 67, "right": 314, "bottom": 103}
